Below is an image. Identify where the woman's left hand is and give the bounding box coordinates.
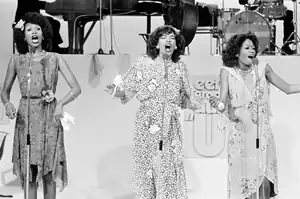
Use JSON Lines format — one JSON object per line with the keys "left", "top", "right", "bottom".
{"left": 54, "top": 103, "right": 64, "bottom": 118}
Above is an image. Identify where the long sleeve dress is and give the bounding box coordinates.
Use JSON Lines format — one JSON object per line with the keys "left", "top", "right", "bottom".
{"left": 218, "top": 62, "right": 278, "bottom": 199}
{"left": 11, "top": 51, "right": 67, "bottom": 190}
{"left": 119, "top": 55, "right": 192, "bottom": 199}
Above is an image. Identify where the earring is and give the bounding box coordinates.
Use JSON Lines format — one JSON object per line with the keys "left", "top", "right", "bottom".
{"left": 156, "top": 46, "right": 159, "bottom": 49}
{"left": 175, "top": 46, "right": 177, "bottom": 49}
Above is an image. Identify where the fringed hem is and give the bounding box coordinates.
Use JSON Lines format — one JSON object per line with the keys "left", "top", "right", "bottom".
{"left": 245, "top": 176, "right": 277, "bottom": 198}
{"left": 12, "top": 161, "right": 68, "bottom": 192}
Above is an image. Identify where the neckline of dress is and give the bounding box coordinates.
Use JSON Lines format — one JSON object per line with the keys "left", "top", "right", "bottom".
{"left": 26, "top": 50, "right": 46, "bottom": 60}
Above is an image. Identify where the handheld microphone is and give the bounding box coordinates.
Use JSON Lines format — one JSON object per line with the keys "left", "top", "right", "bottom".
{"left": 163, "top": 54, "right": 169, "bottom": 79}
{"left": 249, "top": 55, "right": 258, "bottom": 66}
{"left": 27, "top": 50, "right": 35, "bottom": 81}
{"left": 249, "top": 56, "right": 259, "bottom": 85}
{"left": 249, "top": 55, "right": 260, "bottom": 149}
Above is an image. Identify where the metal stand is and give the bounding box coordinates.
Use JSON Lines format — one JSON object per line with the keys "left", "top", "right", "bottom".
{"left": 215, "top": 0, "right": 226, "bottom": 55}
{"left": 255, "top": 65, "right": 260, "bottom": 199}
{"left": 97, "top": 0, "right": 114, "bottom": 55}
{"left": 25, "top": 54, "right": 32, "bottom": 199}
{"left": 282, "top": 0, "right": 300, "bottom": 54}
{"left": 0, "top": 131, "right": 13, "bottom": 198}
{"left": 97, "top": 0, "right": 104, "bottom": 54}
{"left": 12, "top": 23, "right": 16, "bottom": 54}
{"left": 263, "top": 20, "right": 284, "bottom": 55}
{"left": 108, "top": 0, "right": 115, "bottom": 55}
{"left": 156, "top": 140, "right": 163, "bottom": 199}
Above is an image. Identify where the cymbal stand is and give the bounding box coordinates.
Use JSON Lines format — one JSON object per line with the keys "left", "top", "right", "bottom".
{"left": 219, "top": 0, "right": 226, "bottom": 53}
{"left": 98, "top": 0, "right": 104, "bottom": 54}
{"left": 108, "top": 0, "right": 115, "bottom": 54}
{"left": 281, "top": 0, "right": 300, "bottom": 54}
{"left": 210, "top": 0, "right": 226, "bottom": 55}
{"left": 264, "top": 19, "right": 284, "bottom": 55}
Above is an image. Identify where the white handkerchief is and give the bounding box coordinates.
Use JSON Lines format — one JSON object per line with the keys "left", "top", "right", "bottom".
{"left": 114, "top": 75, "right": 123, "bottom": 87}
{"left": 60, "top": 112, "right": 75, "bottom": 132}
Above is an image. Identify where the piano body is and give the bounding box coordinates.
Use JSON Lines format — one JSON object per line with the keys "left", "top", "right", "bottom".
{"left": 45, "top": 0, "right": 98, "bottom": 54}
{"left": 44, "top": 0, "right": 199, "bottom": 54}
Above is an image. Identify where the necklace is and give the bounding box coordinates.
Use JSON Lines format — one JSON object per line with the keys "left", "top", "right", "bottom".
{"left": 236, "top": 66, "right": 252, "bottom": 74}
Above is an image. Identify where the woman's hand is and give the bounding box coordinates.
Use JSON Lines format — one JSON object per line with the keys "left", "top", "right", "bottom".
{"left": 5, "top": 102, "right": 16, "bottom": 119}
{"left": 105, "top": 84, "right": 116, "bottom": 95}
{"left": 209, "top": 96, "right": 219, "bottom": 108}
{"left": 54, "top": 103, "right": 64, "bottom": 118}
{"left": 188, "top": 99, "right": 203, "bottom": 111}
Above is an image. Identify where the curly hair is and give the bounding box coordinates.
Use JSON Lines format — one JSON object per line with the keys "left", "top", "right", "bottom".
{"left": 222, "top": 32, "right": 259, "bottom": 68}
{"left": 147, "top": 25, "right": 185, "bottom": 63}
{"left": 14, "top": 12, "right": 53, "bottom": 54}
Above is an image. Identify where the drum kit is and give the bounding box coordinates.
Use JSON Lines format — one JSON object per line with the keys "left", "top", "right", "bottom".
{"left": 204, "top": 0, "right": 300, "bottom": 55}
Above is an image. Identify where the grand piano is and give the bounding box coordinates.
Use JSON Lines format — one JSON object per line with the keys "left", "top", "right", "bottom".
{"left": 44, "top": 0, "right": 199, "bottom": 54}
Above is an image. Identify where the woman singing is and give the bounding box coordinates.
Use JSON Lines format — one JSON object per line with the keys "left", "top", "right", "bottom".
{"left": 1, "top": 12, "right": 81, "bottom": 199}
{"left": 209, "top": 32, "right": 300, "bottom": 199}
{"left": 106, "top": 25, "right": 199, "bottom": 199}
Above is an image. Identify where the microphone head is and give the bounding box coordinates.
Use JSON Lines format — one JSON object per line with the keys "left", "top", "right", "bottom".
{"left": 162, "top": 54, "right": 170, "bottom": 61}
{"left": 249, "top": 55, "right": 258, "bottom": 65}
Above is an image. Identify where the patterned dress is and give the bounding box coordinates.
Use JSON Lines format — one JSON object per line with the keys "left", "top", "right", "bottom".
{"left": 119, "top": 55, "right": 191, "bottom": 199}
{"left": 218, "top": 62, "right": 278, "bottom": 199}
{"left": 11, "top": 51, "right": 67, "bottom": 190}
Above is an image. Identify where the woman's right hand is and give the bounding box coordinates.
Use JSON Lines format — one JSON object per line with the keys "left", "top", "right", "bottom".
{"left": 5, "top": 102, "right": 16, "bottom": 119}
{"left": 209, "top": 96, "right": 219, "bottom": 108}
{"left": 105, "top": 84, "right": 116, "bottom": 95}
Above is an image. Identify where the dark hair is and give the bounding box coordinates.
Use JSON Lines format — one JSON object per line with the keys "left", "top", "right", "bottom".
{"left": 13, "top": 12, "right": 53, "bottom": 54}
{"left": 222, "top": 32, "right": 259, "bottom": 67}
{"left": 147, "top": 25, "right": 185, "bottom": 63}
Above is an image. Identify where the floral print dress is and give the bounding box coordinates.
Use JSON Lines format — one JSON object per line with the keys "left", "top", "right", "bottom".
{"left": 218, "top": 62, "right": 278, "bottom": 199}
{"left": 119, "top": 55, "right": 191, "bottom": 199}
{"left": 12, "top": 52, "right": 67, "bottom": 190}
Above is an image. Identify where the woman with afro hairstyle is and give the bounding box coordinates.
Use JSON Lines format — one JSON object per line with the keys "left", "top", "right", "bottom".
{"left": 209, "top": 32, "right": 300, "bottom": 199}
{"left": 105, "top": 25, "right": 200, "bottom": 199}
{"left": 1, "top": 12, "right": 81, "bottom": 199}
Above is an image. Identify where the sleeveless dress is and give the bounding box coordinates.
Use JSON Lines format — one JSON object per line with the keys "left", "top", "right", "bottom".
{"left": 120, "top": 55, "right": 191, "bottom": 199}
{"left": 11, "top": 52, "right": 67, "bottom": 190}
{"left": 218, "top": 62, "right": 278, "bottom": 199}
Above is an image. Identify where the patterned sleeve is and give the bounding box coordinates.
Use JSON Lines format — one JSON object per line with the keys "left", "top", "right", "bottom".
{"left": 120, "top": 56, "right": 144, "bottom": 104}
{"left": 179, "top": 61, "right": 193, "bottom": 109}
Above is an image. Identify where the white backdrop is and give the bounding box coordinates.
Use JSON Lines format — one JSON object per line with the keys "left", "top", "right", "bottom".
{"left": 0, "top": 55, "right": 299, "bottom": 199}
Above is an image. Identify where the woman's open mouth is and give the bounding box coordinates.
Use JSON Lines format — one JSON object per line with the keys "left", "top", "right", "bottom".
{"left": 165, "top": 43, "right": 172, "bottom": 52}
{"left": 32, "top": 35, "right": 39, "bottom": 43}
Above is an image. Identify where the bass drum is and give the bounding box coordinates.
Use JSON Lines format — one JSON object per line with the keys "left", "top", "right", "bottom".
{"left": 224, "top": 11, "right": 271, "bottom": 53}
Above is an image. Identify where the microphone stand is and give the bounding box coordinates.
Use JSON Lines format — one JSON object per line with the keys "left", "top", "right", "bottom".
{"left": 25, "top": 51, "right": 33, "bottom": 199}
{"left": 156, "top": 55, "right": 168, "bottom": 199}
{"left": 98, "top": 0, "right": 104, "bottom": 54}
{"left": 254, "top": 62, "right": 260, "bottom": 199}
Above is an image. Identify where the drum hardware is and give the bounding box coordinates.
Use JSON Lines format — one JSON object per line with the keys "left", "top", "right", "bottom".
{"left": 281, "top": 0, "right": 300, "bottom": 54}
{"left": 210, "top": 8, "right": 241, "bottom": 55}
{"left": 194, "top": 2, "right": 221, "bottom": 55}
{"left": 262, "top": 20, "right": 284, "bottom": 54}
{"left": 222, "top": 10, "right": 272, "bottom": 54}
{"left": 256, "top": 0, "right": 287, "bottom": 19}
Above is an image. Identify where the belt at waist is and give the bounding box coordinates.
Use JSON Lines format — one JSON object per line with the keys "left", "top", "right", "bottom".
{"left": 141, "top": 99, "right": 178, "bottom": 106}
{"left": 21, "top": 96, "right": 42, "bottom": 99}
